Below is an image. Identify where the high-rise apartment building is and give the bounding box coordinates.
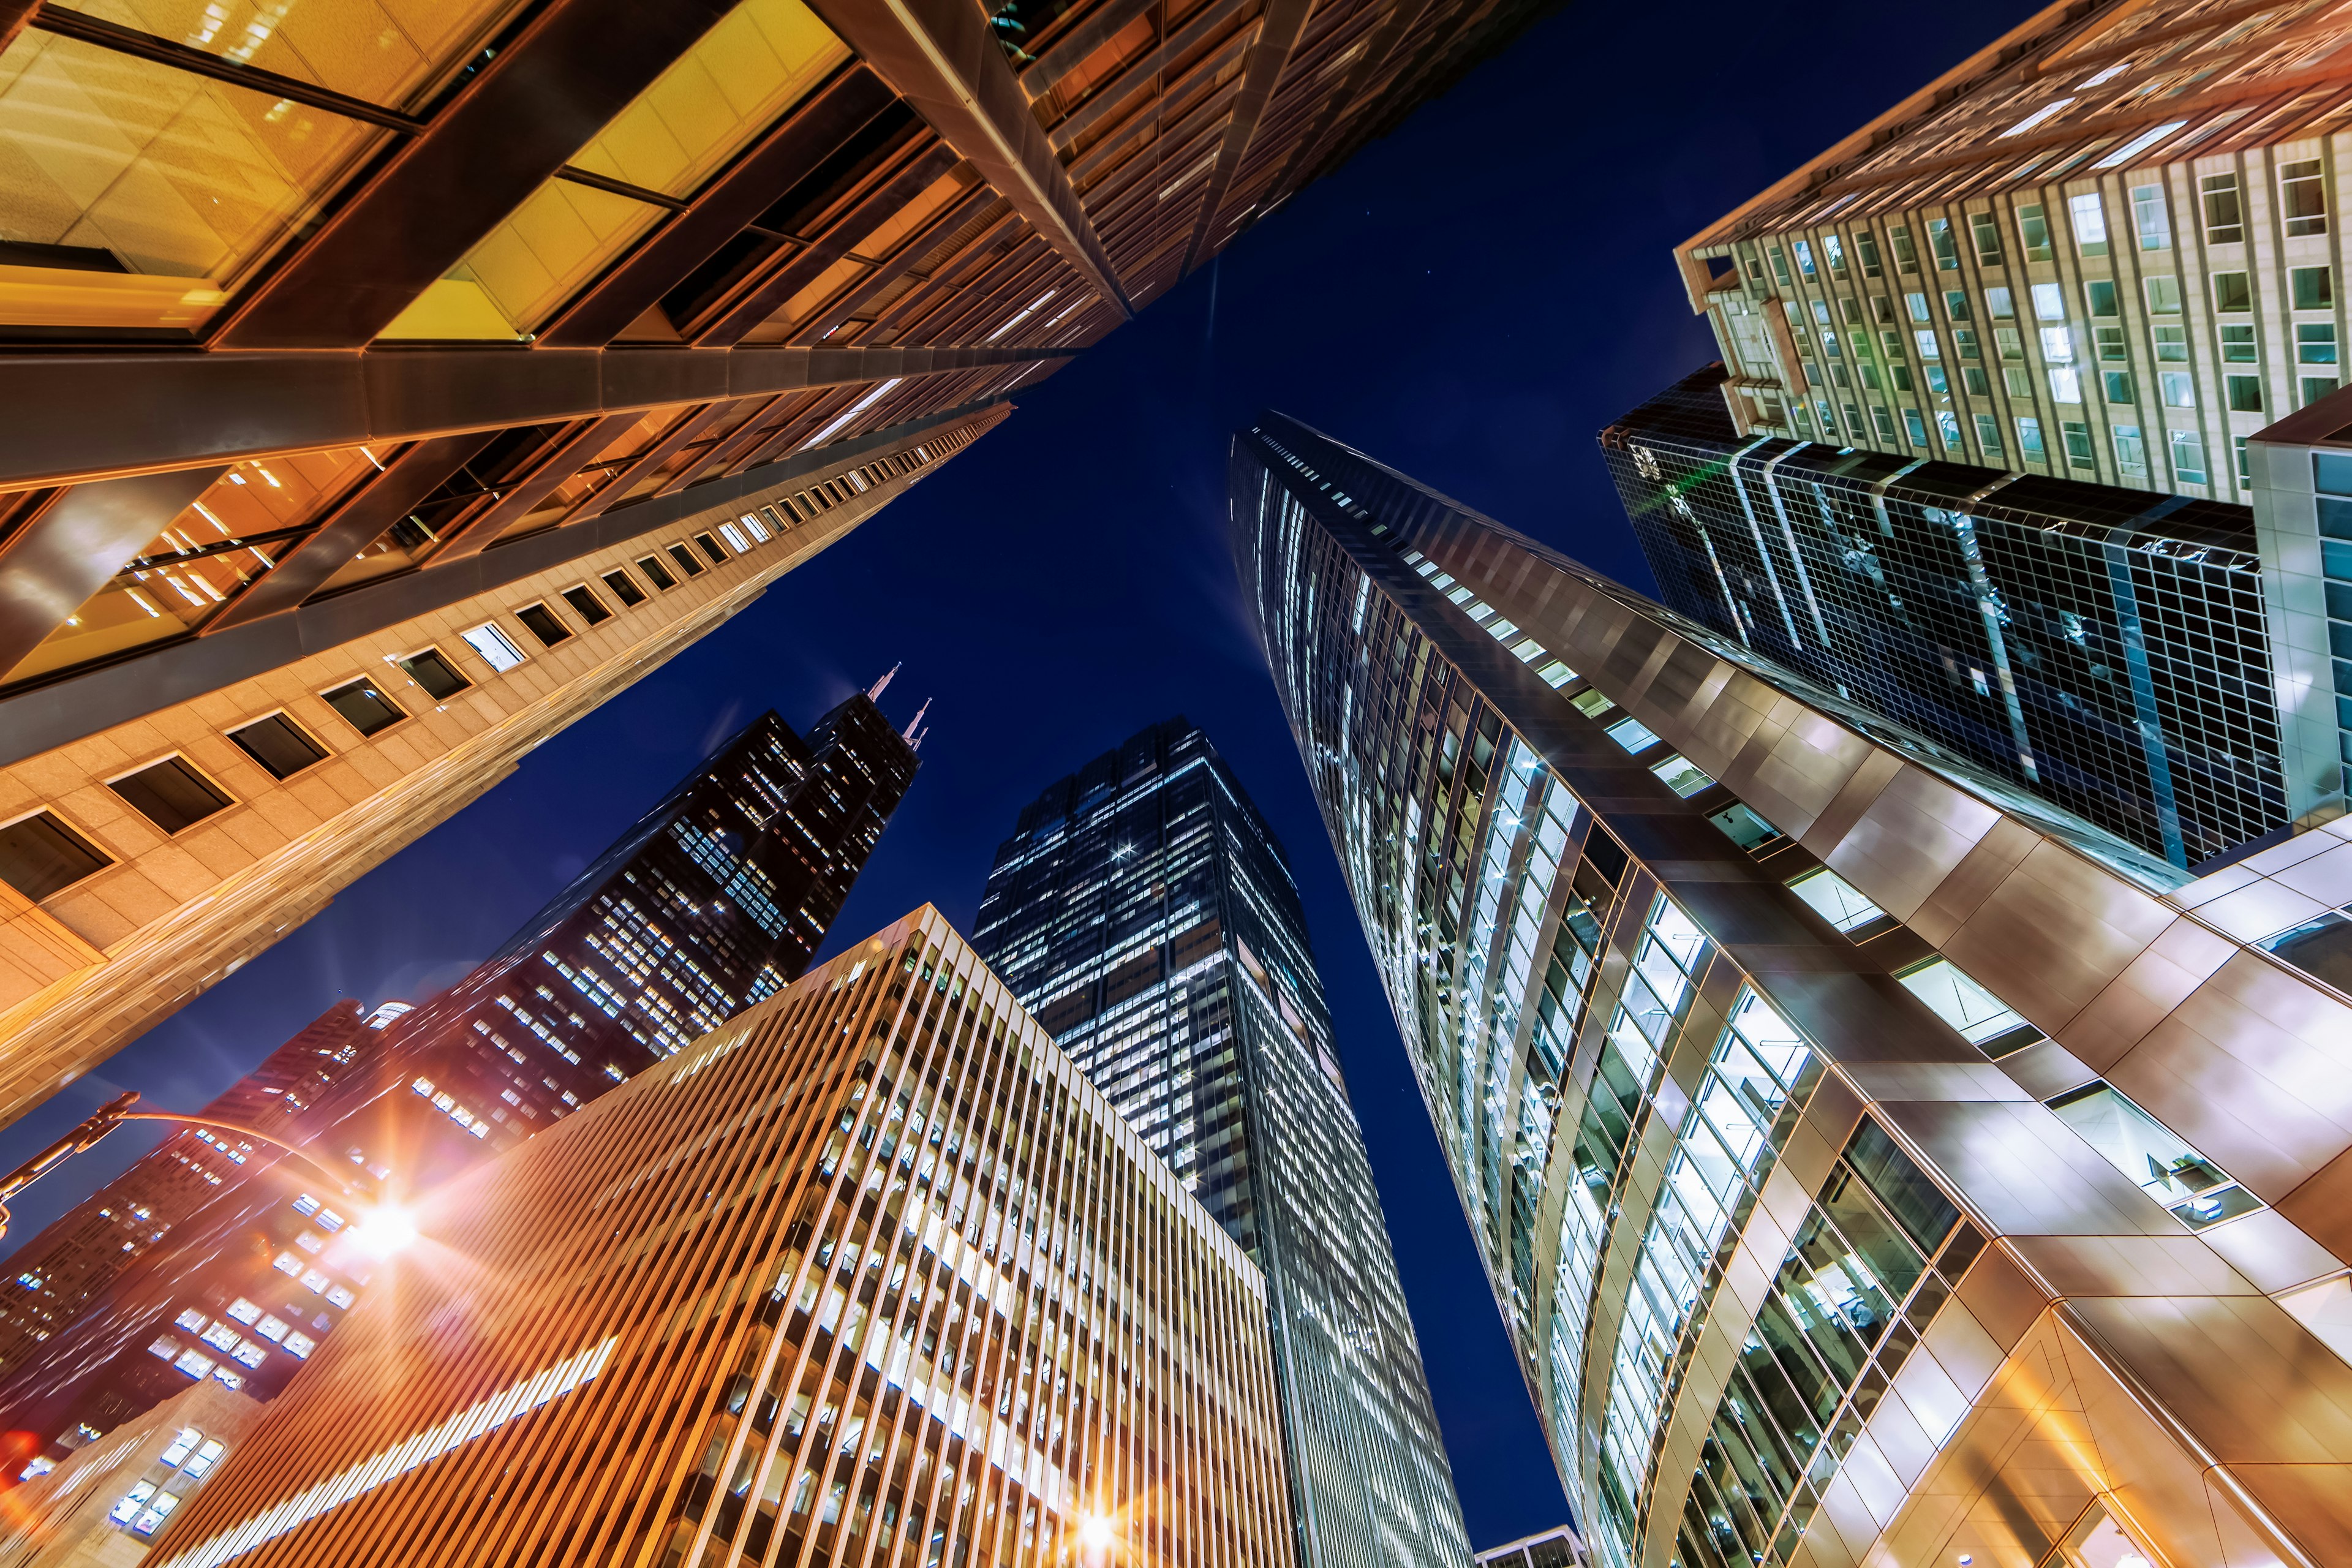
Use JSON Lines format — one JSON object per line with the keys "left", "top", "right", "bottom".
{"left": 1672, "top": 0, "right": 2352, "bottom": 503}
{"left": 1235, "top": 412, "right": 2352, "bottom": 1568}
{"left": 972, "top": 720, "right": 1469, "bottom": 1568}
{"left": 0, "top": 0, "right": 1555, "bottom": 1129}
{"left": 143, "top": 906, "right": 1296, "bottom": 1568}
{"left": 0, "top": 691, "right": 915, "bottom": 1464}
{"left": 1602, "top": 364, "right": 2294, "bottom": 868}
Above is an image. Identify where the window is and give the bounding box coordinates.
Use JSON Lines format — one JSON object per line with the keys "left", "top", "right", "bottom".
{"left": 667, "top": 543, "right": 706, "bottom": 578}
{"left": 2201, "top": 172, "right": 2242, "bottom": 243}
{"left": 2095, "top": 325, "right": 2127, "bottom": 361}
{"left": 2004, "top": 366, "right": 2033, "bottom": 396}
{"left": 1706, "top": 802, "right": 1782, "bottom": 852}
{"left": 2085, "top": 279, "right": 2117, "bottom": 317}
{"left": 1969, "top": 211, "right": 2003, "bottom": 266}
{"left": 1912, "top": 328, "right": 1940, "bottom": 360}
{"left": 1889, "top": 224, "right": 1918, "bottom": 273}
{"left": 284, "top": 1331, "right": 317, "bottom": 1359}
{"left": 2228, "top": 375, "right": 2264, "bottom": 412}
{"left": 2281, "top": 158, "right": 2328, "bottom": 236}
{"left": 1986, "top": 286, "right": 2015, "bottom": 320}
{"left": 183, "top": 1439, "right": 224, "bottom": 1479}
{"left": 2046, "top": 1081, "right": 2261, "bottom": 1228}
{"left": 2144, "top": 276, "right": 2180, "bottom": 314}
{"left": 1871, "top": 405, "right": 1898, "bottom": 442}
{"left": 2130, "top": 183, "right": 2170, "bottom": 249}
{"left": 693, "top": 532, "right": 728, "bottom": 565}
{"left": 227, "top": 714, "right": 328, "bottom": 779}
{"left": 1974, "top": 413, "right": 2003, "bottom": 453}
{"left": 2049, "top": 366, "right": 2083, "bottom": 402}
{"left": 2305, "top": 376, "right": 2340, "bottom": 407}
{"left": 716, "top": 520, "right": 751, "bottom": 553}
{"left": 111, "top": 1482, "right": 157, "bottom": 1525}
{"left": 2170, "top": 429, "right": 2207, "bottom": 484}
{"left": 558, "top": 586, "right": 611, "bottom": 627}
{"left": 1896, "top": 956, "right": 2039, "bottom": 1054}
{"left": 173, "top": 1348, "right": 215, "bottom": 1379}
{"left": 1905, "top": 292, "right": 1930, "bottom": 323}
{"left": 2032, "top": 282, "right": 2065, "bottom": 321}
{"left": 1942, "top": 289, "right": 1970, "bottom": 321}
{"left": 2114, "top": 424, "right": 2147, "bottom": 477}
{"left": 744, "top": 508, "right": 778, "bottom": 541}
{"left": 1787, "top": 868, "right": 1890, "bottom": 935}
{"left": 175, "top": 1307, "right": 206, "bottom": 1331}
{"left": 2018, "top": 203, "right": 2052, "bottom": 260}
{"left": 2221, "top": 323, "right": 2257, "bottom": 363}
{"left": 1768, "top": 246, "right": 1792, "bottom": 287}
{"left": 254, "top": 1313, "right": 288, "bottom": 1341}
{"left": 224, "top": 1298, "right": 262, "bottom": 1324}
{"left": 2153, "top": 323, "right": 2187, "bottom": 362}
{"left": 1936, "top": 409, "right": 1962, "bottom": 448}
{"left": 2293, "top": 265, "right": 2334, "bottom": 311}
{"left": 1857, "top": 231, "right": 1882, "bottom": 277}
{"left": 109, "top": 757, "right": 232, "bottom": 834}
{"left": 2103, "top": 371, "right": 2135, "bottom": 404}
{"left": 2040, "top": 325, "right": 2075, "bottom": 362}
{"left": 636, "top": 554, "right": 679, "bottom": 590}
{"left": 1604, "top": 714, "right": 1661, "bottom": 753}
{"left": 598, "top": 569, "right": 647, "bottom": 607}
{"left": 513, "top": 603, "right": 572, "bottom": 648}
{"left": 1902, "top": 407, "right": 1929, "bottom": 445}
{"left": 159, "top": 1428, "right": 201, "bottom": 1466}
{"left": 1649, "top": 755, "right": 1714, "bottom": 798}
{"left": 458, "top": 622, "right": 526, "bottom": 673}
{"left": 2237, "top": 435, "right": 2252, "bottom": 486}
{"left": 2062, "top": 420, "right": 2096, "bottom": 469}
{"left": 1963, "top": 366, "right": 1991, "bottom": 395}
{"left": 2212, "top": 271, "right": 2252, "bottom": 312}
{"left": 398, "top": 648, "right": 470, "bottom": 701}
{"left": 2017, "top": 416, "right": 2046, "bottom": 458}
{"left": 2301, "top": 323, "right": 2339, "bottom": 365}
{"left": 2068, "top": 192, "right": 2108, "bottom": 255}
{"left": 229, "top": 1338, "right": 267, "bottom": 1368}
{"left": 2160, "top": 371, "right": 2195, "bottom": 407}
{"left": 1995, "top": 326, "right": 2023, "bottom": 360}
{"left": 321, "top": 679, "right": 405, "bottom": 736}
{"left": 1928, "top": 218, "right": 1958, "bottom": 270}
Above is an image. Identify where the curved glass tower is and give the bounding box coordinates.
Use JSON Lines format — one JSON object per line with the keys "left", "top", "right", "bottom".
{"left": 1234, "top": 412, "right": 2352, "bottom": 1568}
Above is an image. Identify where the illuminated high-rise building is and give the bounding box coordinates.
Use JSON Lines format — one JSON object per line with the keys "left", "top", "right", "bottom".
{"left": 145, "top": 907, "right": 1295, "bottom": 1568}
{"left": 973, "top": 718, "right": 1469, "bottom": 1568}
{"left": 0, "top": 0, "right": 1555, "bottom": 1127}
{"left": 0, "top": 690, "right": 915, "bottom": 1465}
{"left": 0, "top": 1379, "right": 260, "bottom": 1566}
{"left": 1236, "top": 412, "right": 2352, "bottom": 1568}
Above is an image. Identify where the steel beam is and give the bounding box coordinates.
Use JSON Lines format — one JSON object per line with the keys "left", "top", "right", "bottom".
{"left": 807, "top": 0, "right": 1135, "bottom": 317}
{"left": 0, "top": 343, "right": 1074, "bottom": 490}
{"left": 429, "top": 413, "right": 646, "bottom": 562}
{"left": 1019, "top": 0, "right": 1156, "bottom": 99}
{"left": 1176, "top": 0, "right": 1311, "bottom": 277}
{"left": 0, "top": 469, "right": 229, "bottom": 679}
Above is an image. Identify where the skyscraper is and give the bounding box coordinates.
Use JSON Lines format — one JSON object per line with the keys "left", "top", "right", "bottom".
{"left": 0, "top": 690, "right": 916, "bottom": 1466}
{"left": 1235, "top": 412, "right": 2352, "bottom": 1568}
{"left": 972, "top": 719, "right": 1470, "bottom": 1568}
{"left": 1602, "top": 364, "right": 2295, "bottom": 867}
{"left": 1672, "top": 0, "right": 2352, "bottom": 499}
{"left": 143, "top": 907, "right": 1297, "bottom": 1568}
{"left": 0, "top": 0, "right": 1557, "bottom": 1133}
{"left": 0, "top": 1378, "right": 260, "bottom": 1565}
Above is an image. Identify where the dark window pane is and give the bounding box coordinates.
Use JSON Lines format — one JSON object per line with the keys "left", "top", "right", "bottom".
{"left": 398, "top": 649, "right": 471, "bottom": 701}
{"left": 695, "top": 532, "right": 728, "bottom": 565}
{"left": 514, "top": 604, "right": 573, "bottom": 647}
{"left": 228, "top": 714, "right": 328, "bottom": 779}
{"left": 2263, "top": 911, "right": 2352, "bottom": 993}
{"left": 323, "top": 679, "right": 406, "bottom": 736}
{"left": 1842, "top": 1117, "right": 1961, "bottom": 1251}
{"left": 601, "top": 570, "right": 647, "bottom": 607}
{"left": 110, "top": 757, "right": 233, "bottom": 834}
{"left": 560, "top": 586, "right": 612, "bottom": 626}
{"left": 668, "top": 543, "right": 706, "bottom": 578}
{"left": 636, "top": 555, "right": 677, "bottom": 590}
{"left": 0, "top": 812, "right": 110, "bottom": 900}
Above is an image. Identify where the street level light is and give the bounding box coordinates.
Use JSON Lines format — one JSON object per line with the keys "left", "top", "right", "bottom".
{"left": 0, "top": 1090, "right": 415, "bottom": 1255}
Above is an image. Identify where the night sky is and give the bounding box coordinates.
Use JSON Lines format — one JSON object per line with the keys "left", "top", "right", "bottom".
{"left": 0, "top": 0, "right": 2040, "bottom": 1547}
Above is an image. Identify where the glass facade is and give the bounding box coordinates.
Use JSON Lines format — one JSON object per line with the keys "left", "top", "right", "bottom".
{"left": 1604, "top": 367, "right": 2288, "bottom": 869}
{"left": 972, "top": 718, "right": 1469, "bottom": 1568}
{"left": 1232, "top": 412, "right": 2352, "bottom": 1568}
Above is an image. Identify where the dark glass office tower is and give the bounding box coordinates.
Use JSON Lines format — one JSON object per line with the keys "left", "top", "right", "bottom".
{"left": 973, "top": 720, "right": 1471, "bottom": 1568}
{"left": 1232, "top": 411, "right": 2352, "bottom": 1568}
{"left": 0, "top": 687, "right": 918, "bottom": 1466}
{"left": 1602, "top": 366, "right": 2291, "bottom": 869}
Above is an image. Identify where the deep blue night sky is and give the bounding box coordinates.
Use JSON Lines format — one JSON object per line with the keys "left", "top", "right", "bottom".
{"left": 0, "top": 0, "right": 2040, "bottom": 1546}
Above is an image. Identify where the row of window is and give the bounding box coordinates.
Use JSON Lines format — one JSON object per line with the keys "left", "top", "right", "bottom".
{"left": 0, "top": 512, "right": 791, "bottom": 908}
{"left": 105, "top": 1425, "right": 227, "bottom": 1539}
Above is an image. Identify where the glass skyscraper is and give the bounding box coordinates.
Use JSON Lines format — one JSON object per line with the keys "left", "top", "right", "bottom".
{"left": 1235, "top": 412, "right": 2352, "bottom": 1568}
{"left": 972, "top": 719, "right": 1471, "bottom": 1568}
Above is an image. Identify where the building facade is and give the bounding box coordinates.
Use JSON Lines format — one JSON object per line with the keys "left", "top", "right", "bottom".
{"left": 0, "top": 1379, "right": 261, "bottom": 1568}
{"left": 1602, "top": 364, "right": 2298, "bottom": 867}
{"left": 1474, "top": 1525, "right": 1586, "bottom": 1568}
{"left": 1235, "top": 412, "right": 2352, "bottom": 1568}
{"left": 0, "top": 0, "right": 1558, "bottom": 1134}
{"left": 0, "top": 692, "right": 916, "bottom": 1463}
{"left": 1674, "top": 0, "right": 2352, "bottom": 503}
{"left": 971, "top": 719, "right": 1469, "bottom": 1568}
{"left": 143, "top": 907, "right": 1295, "bottom": 1568}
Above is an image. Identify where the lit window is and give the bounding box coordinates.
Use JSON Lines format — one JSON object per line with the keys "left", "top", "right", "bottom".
{"left": 737, "top": 510, "right": 772, "bottom": 543}
{"left": 254, "top": 1314, "right": 288, "bottom": 1342}
{"left": 1706, "top": 802, "right": 1781, "bottom": 851}
{"left": 1604, "top": 714, "right": 1661, "bottom": 753}
{"left": 1649, "top": 755, "right": 1714, "bottom": 797}
{"left": 183, "top": 1440, "right": 225, "bottom": 1478}
{"left": 460, "top": 623, "right": 526, "bottom": 673}
{"left": 716, "top": 521, "right": 750, "bottom": 552}
{"left": 159, "top": 1428, "right": 202, "bottom": 1466}
{"left": 17, "top": 1458, "right": 51, "bottom": 1482}
{"left": 315, "top": 1210, "right": 344, "bottom": 1232}
{"left": 1535, "top": 660, "right": 1577, "bottom": 688}
{"left": 175, "top": 1306, "right": 208, "bottom": 1332}
{"left": 301, "top": 1270, "right": 331, "bottom": 1294}
{"left": 110, "top": 1481, "right": 157, "bottom": 1525}
{"left": 2046, "top": 1081, "right": 2263, "bottom": 1228}
{"left": 148, "top": 1335, "right": 180, "bottom": 1360}
{"left": 199, "top": 1321, "right": 240, "bottom": 1351}
{"left": 230, "top": 1339, "right": 268, "bottom": 1368}
{"left": 290, "top": 1193, "right": 319, "bottom": 1216}
{"left": 210, "top": 1366, "right": 244, "bottom": 1390}
{"left": 325, "top": 1284, "right": 356, "bottom": 1310}
{"left": 284, "top": 1331, "right": 317, "bottom": 1359}
{"left": 2068, "top": 192, "right": 2108, "bottom": 256}
{"left": 173, "top": 1348, "right": 216, "bottom": 1379}
{"left": 295, "top": 1231, "right": 326, "bottom": 1255}
{"left": 1896, "top": 957, "right": 2039, "bottom": 1054}
{"left": 1786, "top": 868, "right": 1890, "bottom": 935}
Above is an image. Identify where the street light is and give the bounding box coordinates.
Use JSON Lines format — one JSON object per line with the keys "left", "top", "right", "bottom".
{"left": 0, "top": 1089, "right": 417, "bottom": 1254}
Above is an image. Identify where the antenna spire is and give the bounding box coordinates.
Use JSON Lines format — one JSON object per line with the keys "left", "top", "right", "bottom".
{"left": 867, "top": 662, "right": 901, "bottom": 701}
{"left": 902, "top": 698, "right": 931, "bottom": 743}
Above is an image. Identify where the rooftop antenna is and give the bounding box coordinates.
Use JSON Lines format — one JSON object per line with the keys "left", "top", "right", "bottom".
{"left": 867, "top": 662, "right": 901, "bottom": 701}
{"left": 902, "top": 698, "right": 931, "bottom": 743}
{"left": 913, "top": 725, "right": 930, "bottom": 753}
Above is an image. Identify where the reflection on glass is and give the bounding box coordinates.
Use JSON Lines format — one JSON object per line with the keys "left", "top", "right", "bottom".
{"left": 0, "top": 32, "right": 383, "bottom": 327}
{"left": 2045, "top": 1080, "right": 2263, "bottom": 1229}
{"left": 1895, "top": 956, "right": 2040, "bottom": 1054}
{"left": 1785, "top": 867, "right": 1887, "bottom": 933}
{"left": 55, "top": 0, "right": 529, "bottom": 106}
{"left": 2040, "top": 1499, "right": 2161, "bottom": 1568}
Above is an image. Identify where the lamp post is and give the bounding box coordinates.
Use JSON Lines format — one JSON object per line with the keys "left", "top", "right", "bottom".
{"left": 0, "top": 1090, "right": 413, "bottom": 1253}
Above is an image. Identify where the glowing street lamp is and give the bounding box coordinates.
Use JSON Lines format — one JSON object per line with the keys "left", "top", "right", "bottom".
{"left": 0, "top": 1090, "right": 417, "bottom": 1255}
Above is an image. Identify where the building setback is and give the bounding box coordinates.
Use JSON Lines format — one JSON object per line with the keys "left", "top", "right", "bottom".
{"left": 141, "top": 907, "right": 1295, "bottom": 1568}
{"left": 0, "top": 692, "right": 916, "bottom": 1466}
{"left": 972, "top": 718, "right": 1469, "bottom": 1568}
{"left": 0, "top": 0, "right": 1559, "bottom": 1135}
{"left": 1602, "top": 364, "right": 2295, "bottom": 867}
{"left": 1235, "top": 412, "right": 2352, "bottom": 1568}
